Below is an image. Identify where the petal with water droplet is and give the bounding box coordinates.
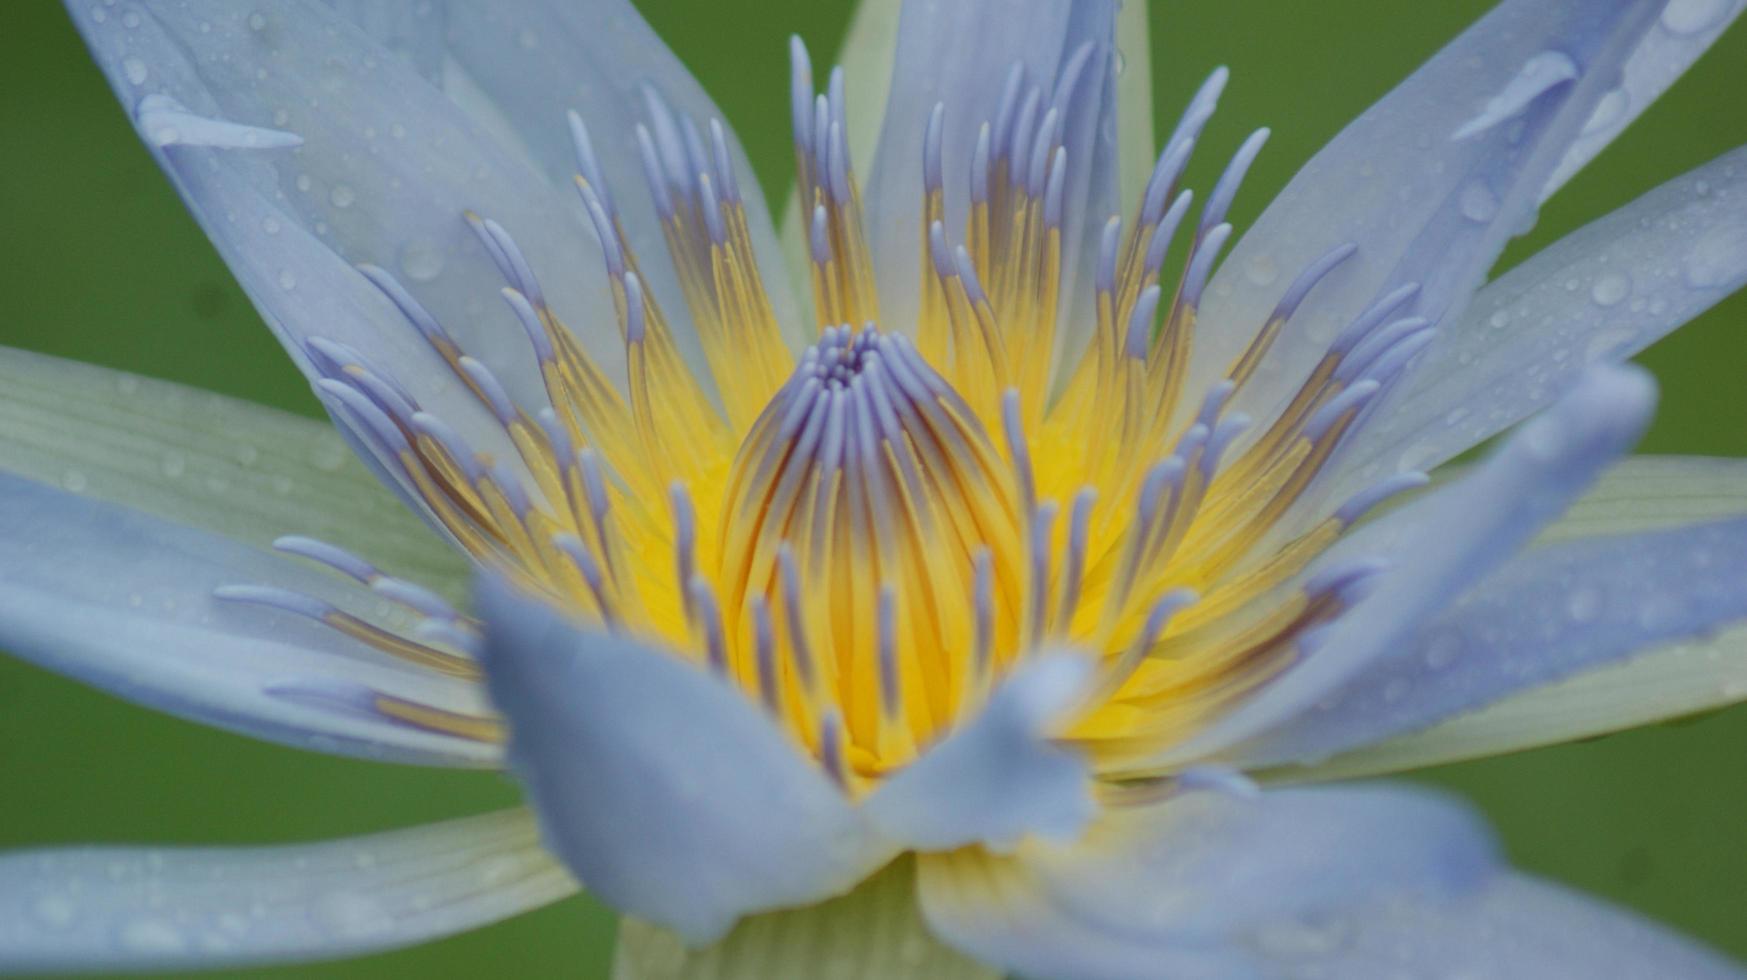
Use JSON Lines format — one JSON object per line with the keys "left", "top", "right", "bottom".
{"left": 0, "top": 810, "right": 571, "bottom": 973}
{"left": 1329, "top": 144, "right": 1747, "bottom": 503}
{"left": 0, "top": 472, "right": 493, "bottom": 766}
{"left": 1236, "top": 510, "right": 1747, "bottom": 770}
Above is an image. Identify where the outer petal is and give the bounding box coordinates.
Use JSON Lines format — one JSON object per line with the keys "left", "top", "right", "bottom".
{"left": 1193, "top": 0, "right": 1665, "bottom": 424}
{"left": 1278, "top": 455, "right": 1747, "bottom": 781}
{"left": 863, "top": 655, "right": 1096, "bottom": 851}
{"left": 917, "top": 782, "right": 1497, "bottom": 980}
{"left": 402, "top": 0, "right": 803, "bottom": 351}
{"left": 0, "top": 473, "right": 496, "bottom": 767}
{"left": 1231, "top": 513, "right": 1747, "bottom": 770}
{"left": 1234, "top": 872, "right": 1745, "bottom": 980}
{"left": 0, "top": 809, "right": 573, "bottom": 974}
{"left": 0, "top": 346, "right": 463, "bottom": 594}
{"left": 1163, "top": 363, "right": 1655, "bottom": 768}
{"left": 474, "top": 574, "right": 892, "bottom": 944}
{"left": 1328, "top": 144, "right": 1747, "bottom": 503}
{"left": 1544, "top": 1, "right": 1745, "bottom": 198}
{"left": 861, "top": 0, "right": 1118, "bottom": 342}
{"left": 65, "top": 1, "right": 600, "bottom": 480}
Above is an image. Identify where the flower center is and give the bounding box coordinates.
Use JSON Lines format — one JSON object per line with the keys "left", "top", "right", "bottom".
{"left": 221, "top": 38, "right": 1440, "bottom": 793}
{"left": 713, "top": 324, "right": 1023, "bottom": 776}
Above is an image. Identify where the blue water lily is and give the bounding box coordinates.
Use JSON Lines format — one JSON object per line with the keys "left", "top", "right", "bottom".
{"left": 3, "top": 0, "right": 1747, "bottom": 977}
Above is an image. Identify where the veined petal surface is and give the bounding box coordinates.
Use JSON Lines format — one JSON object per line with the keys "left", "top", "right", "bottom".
{"left": 0, "top": 809, "right": 572, "bottom": 974}
{"left": 0, "top": 473, "right": 495, "bottom": 766}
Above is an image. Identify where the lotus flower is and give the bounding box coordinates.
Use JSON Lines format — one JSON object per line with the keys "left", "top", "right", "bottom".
{"left": 3, "top": 0, "right": 1746, "bottom": 977}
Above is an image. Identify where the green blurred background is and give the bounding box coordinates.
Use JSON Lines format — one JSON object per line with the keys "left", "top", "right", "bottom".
{"left": 2, "top": 1, "right": 1745, "bottom": 976}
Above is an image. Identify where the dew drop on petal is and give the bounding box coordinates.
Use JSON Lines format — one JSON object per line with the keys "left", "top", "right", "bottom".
{"left": 1243, "top": 253, "right": 1279, "bottom": 287}
{"left": 328, "top": 184, "right": 356, "bottom": 209}
{"left": 1684, "top": 223, "right": 1747, "bottom": 289}
{"left": 1584, "top": 326, "right": 1636, "bottom": 362}
{"left": 1661, "top": 0, "right": 1734, "bottom": 35}
{"left": 313, "top": 891, "right": 392, "bottom": 938}
{"left": 32, "top": 895, "right": 76, "bottom": 928}
{"left": 118, "top": 917, "right": 187, "bottom": 954}
{"left": 122, "top": 56, "right": 148, "bottom": 86}
{"left": 247, "top": 10, "right": 268, "bottom": 31}
{"left": 1583, "top": 88, "right": 1630, "bottom": 135}
{"left": 1589, "top": 272, "right": 1629, "bottom": 307}
{"left": 1458, "top": 181, "right": 1498, "bottom": 223}
{"left": 277, "top": 269, "right": 297, "bottom": 291}
{"left": 1566, "top": 585, "right": 1603, "bottom": 623}
{"left": 397, "top": 238, "right": 445, "bottom": 282}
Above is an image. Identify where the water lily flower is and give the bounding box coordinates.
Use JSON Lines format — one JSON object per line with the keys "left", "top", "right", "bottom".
{"left": 3, "top": 0, "right": 1747, "bottom": 976}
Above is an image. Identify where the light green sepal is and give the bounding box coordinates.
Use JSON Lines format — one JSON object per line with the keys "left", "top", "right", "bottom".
{"left": 0, "top": 346, "right": 466, "bottom": 597}
{"left": 611, "top": 858, "right": 996, "bottom": 980}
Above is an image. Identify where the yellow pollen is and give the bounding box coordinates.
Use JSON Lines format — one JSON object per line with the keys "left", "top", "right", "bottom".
{"left": 277, "top": 55, "right": 1423, "bottom": 796}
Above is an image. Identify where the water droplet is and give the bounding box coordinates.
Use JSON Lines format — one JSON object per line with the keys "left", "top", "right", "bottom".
{"left": 234, "top": 444, "right": 260, "bottom": 466}
{"left": 33, "top": 895, "right": 76, "bottom": 927}
{"left": 261, "top": 216, "right": 281, "bottom": 235}
{"left": 1684, "top": 223, "right": 1747, "bottom": 289}
{"left": 1566, "top": 586, "right": 1604, "bottom": 623}
{"left": 121, "top": 9, "right": 140, "bottom": 28}
{"left": 312, "top": 891, "right": 392, "bottom": 938}
{"left": 328, "top": 184, "right": 356, "bottom": 209}
{"left": 118, "top": 917, "right": 186, "bottom": 954}
{"left": 1586, "top": 326, "right": 1635, "bottom": 361}
{"left": 61, "top": 469, "right": 88, "bottom": 493}
{"left": 295, "top": 174, "right": 312, "bottom": 193}
{"left": 1488, "top": 310, "right": 1510, "bottom": 330}
{"left": 1590, "top": 272, "right": 1629, "bottom": 307}
{"left": 1583, "top": 88, "right": 1630, "bottom": 135}
{"left": 1458, "top": 181, "right": 1498, "bottom": 222}
{"left": 90, "top": 6, "right": 106, "bottom": 24}
{"left": 1661, "top": 0, "right": 1733, "bottom": 35}
{"left": 122, "top": 56, "right": 148, "bottom": 86}
{"left": 1243, "top": 253, "right": 1279, "bottom": 287}
{"left": 277, "top": 269, "right": 297, "bottom": 291}
{"left": 397, "top": 238, "right": 445, "bottom": 282}
{"left": 517, "top": 27, "right": 539, "bottom": 49}
{"left": 309, "top": 438, "right": 348, "bottom": 472}
{"left": 116, "top": 374, "right": 140, "bottom": 395}
{"left": 160, "top": 452, "right": 186, "bottom": 478}
{"left": 1450, "top": 51, "right": 1577, "bottom": 141}
{"left": 247, "top": 10, "right": 268, "bottom": 31}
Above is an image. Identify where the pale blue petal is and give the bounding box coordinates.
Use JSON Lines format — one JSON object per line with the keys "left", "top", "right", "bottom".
{"left": 1161, "top": 363, "right": 1655, "bottom": 768}
{"left": 474, "top": 574, "right": 892, "bottom": 943}
{"left": 1191, "top": 1, "right": 1668, "bottom": 425}
{"left": 1238, "top": 872, "right": 1745, "bottom": 979}
{"left": 1233, "top": 513, "right": 1747, "bottom": 769}
{"left": 0, "top": 473, "right": 495, "bottom": 767}
{"left": 423, "top": 0, "right": 803, "bottom": 351}
{"left": 0, "top": 810, "right": 573, "bottom": 974}
{"left": 861, "top": 0, "right": 1117, "bottom": 342}
{"left": 863, "top": 655, "right": 1095, "bottom": 852}
{"left": 918, "top": 781, "right": 1496, "bottom": 980}
{"left": 1326, "top": 144, "right": 1747, "bottom": 502}
{"left": 1544, "top": 1, "right": 1745, "bottom": 198}
{"left": 64, "top": 1, "right": 609, "bottom": 456}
